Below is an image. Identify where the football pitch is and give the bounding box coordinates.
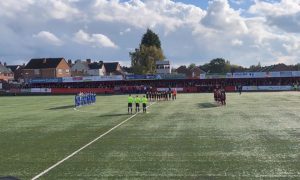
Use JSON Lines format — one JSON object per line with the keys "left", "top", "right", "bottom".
{"left": 0, "top": 92, "right": 300, "bottom": 179}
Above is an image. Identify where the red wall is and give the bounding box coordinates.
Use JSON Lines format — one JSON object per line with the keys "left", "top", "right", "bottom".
{"left": 225, "top": 86, "right": 236, "bottom": 92}
{"left": 183, "top": 87, "right": 198, "bottom": 93}
{"left": 51, "top": 88, "right": 114, "bottom": 94}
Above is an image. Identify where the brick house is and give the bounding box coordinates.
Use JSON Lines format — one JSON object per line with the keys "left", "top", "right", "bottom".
{"left": 23, "top": 58, "right": 71, "bottom": 79}
{"left": 7, "top": 65, "right": 24, "bottom": 81}
{"left": 104, "top": 62, "right": 125, "bottom": 75}
{"left": 0, "top": 62, "right": 14, "bottom": 82}
{"left": 71, "top": 60, "right": 89, "bottom": 77}
{"left": 71, "top": 59, "right": 106, "bottom": 76}
{"left": 176, "top": 65, "right": 205, "bottom": 78}
{"left": 189, "top": 67, "right": 206, "bottom": 78}
{"left": 88, "top": 61, "right": 106, "bottom": 76}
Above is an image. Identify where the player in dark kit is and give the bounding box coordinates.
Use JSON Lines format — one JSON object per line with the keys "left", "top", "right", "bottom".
{"left": 220, "top": 88, "right": 226, "bottom": 105}
{"left": 238, "top": 85, "right": 242, "bottom": 95}
{"left": 151, "top": 91, "right": 155, "bottom": 101}
{"left": 214, "top": 88, "right": 218, "bottom": 102}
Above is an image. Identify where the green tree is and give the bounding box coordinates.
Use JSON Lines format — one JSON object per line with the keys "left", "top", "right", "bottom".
{"left": 202, "top": 58, "right": 231, "bottom": 73}
{"left": 295, "top": 63, "right": 300, "bottom": 71}
{"left": 188, "top": 63, "right": 196, "bottom": 70}
{"left": 249, "top": 62, "right": 262, "bottom": 71}
{"left": 141, "top": 29, "right": 161, "bottom": 49}
{"left": 130, "top": 29, "right": 165, "bottom": 74}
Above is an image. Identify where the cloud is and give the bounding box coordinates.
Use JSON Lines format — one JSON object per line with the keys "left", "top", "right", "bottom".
{"left": 274, "top": 55, "right": 299, "bottom": 65}
{"left": 231, "top": 39, "right": 243, "bottom": 46}
{"left": 33, "top": 31, "right": 63, "bottom": 46}
{"left": 1, "top": 0, "right": 300, "bottom": 67}
{"left": 120, "top": 28, "right": 131, "bottom": 35}
{"left": 40, "top": 0, "right": 82, "bottom": 20}
{"left": 249, "top": 0, "right": 300, "bottom": 33}
{"left": 201, "top": 0, "right": 248, "bottom": 34}
{"left": 92, "top": 0, "right": 205, "bottom": 33}
{"left": 0, "top": 0, "right": 34, "bottom": 18}
{"left": 74, "top": 29, "right": 117, "bottom": 48}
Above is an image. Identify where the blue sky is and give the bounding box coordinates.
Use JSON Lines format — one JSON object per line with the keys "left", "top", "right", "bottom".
{"left": 174, "top": 0, "right": 253, "bottom": 10}
{"left": 0, "top": 0, "right": 299, "bottom": 67}
{"left": 173, "top": 0, "right": 209, "bottom": 8}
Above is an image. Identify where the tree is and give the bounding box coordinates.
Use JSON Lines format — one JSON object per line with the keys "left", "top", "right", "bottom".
{"left": 188, "top": 63, "right": 196, "bottom": 70}
{"left": 296, "top": 63, "right": 300, "bottom": 71}
{"left": 130, "top": 29, "right": 165, "bottom": 74}
{"left": 201, "top": 58, "right": 231, "bottom": 73}
{"left": 249, "top": 62, "right": 263, "bottom": 71}
{"left": 141, "top": 29, "right": 161, "bottom": 49}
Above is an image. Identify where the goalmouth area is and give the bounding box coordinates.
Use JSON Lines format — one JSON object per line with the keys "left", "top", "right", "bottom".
{"left": 0, "top": 92, "right": 300, "bottom": 179}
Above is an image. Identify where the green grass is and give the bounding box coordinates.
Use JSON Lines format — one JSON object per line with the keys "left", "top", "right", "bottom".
{"left": 0, "top": 92, "right": 300, "bottom": 179}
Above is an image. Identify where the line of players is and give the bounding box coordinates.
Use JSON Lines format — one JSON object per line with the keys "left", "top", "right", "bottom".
{"left": 213, "top": 87, "right": 226, "bottom": 105}
{"left": 146, "top": 90, "right": 177, "bottom": 101}
{"left": 75, "top": 92, "right": 96, "bottom": 107}
{"left": 127, "top": 94, "right": 147, "bottom": 114}
{"left": 128, "top": 89, "right": 177, "bottom": 114}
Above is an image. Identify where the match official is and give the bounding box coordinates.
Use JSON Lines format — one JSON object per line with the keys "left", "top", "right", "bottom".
{"left": 142, "top": 95, "right": 148, "bottom": 113}
{"left": 135, "top": 95, "right": 141, "bottom": 113}
{"left": 128, "top": 94, "right": 134, "bottom": 114}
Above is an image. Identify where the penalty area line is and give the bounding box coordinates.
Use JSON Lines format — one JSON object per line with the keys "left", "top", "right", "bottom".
{"left": 31, "top": 102, "right": 157, "bottom": 180}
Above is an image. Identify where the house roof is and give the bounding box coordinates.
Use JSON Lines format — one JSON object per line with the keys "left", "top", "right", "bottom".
{"left": 104, "top": 62, "right": 119, "bottom": 73}
{"left": 156, "top": 61, "right": 170, "bottom": 65}
{"left": 176, "top": 66, "right": 188, "bottom": 74}
{"left": 24, "top": 58, "right": 65, "bottom": 69}
{"left": 6, "top": 65, "right": 21, "bottom": 72}
{"left": 264, "top": 64, "right": 295, "bottom": 72}
{"left": 191, "top": 67, "right": 206, "bottom": 73}
{"left": 0, "top": 64, "right": 12, "bottom": 73}
{"left": 88, "top": 62, "right": 104, "bottom": 70}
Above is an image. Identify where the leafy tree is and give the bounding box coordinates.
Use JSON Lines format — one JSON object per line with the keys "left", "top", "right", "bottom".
{"left": 141, "top": 29, "right": 161, "bottom": 49}
{"left": 295, "top": 63, "right": 300, "bottom": 71}
{"left": 201, "top": 58, "right": 231, "bottom": 73}
{"left": 249, "top": 62, "right": 263, "bottom": 71}
{"left": 130, "top": 29, "right": 165, "bottom": 74}
{"left": 188, "top": 63, "right": 196, "bottom": 70}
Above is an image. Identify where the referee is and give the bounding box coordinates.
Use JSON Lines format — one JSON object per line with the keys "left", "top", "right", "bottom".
{"left": 128, "top": 94, "right": 134, "bottom": 114}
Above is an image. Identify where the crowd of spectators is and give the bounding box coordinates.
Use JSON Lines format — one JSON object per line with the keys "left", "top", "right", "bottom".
{"left": 6, "top": 77, "right": 299, "bottom": 91}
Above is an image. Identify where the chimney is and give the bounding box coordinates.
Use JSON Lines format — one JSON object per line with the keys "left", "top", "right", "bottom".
{"left": 4, "top": 62, "right": 7, "bottom": 66}
{"left": 86, "top": 59, "right": 91, "bottom": 64}
{"left": 68, "top": 59, "right": 72, "bottom": 66}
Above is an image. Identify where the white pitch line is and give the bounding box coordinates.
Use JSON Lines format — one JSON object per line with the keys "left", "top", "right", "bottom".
{"left": 73, "top": 107, "right": 100, "bottom": 114}
{"left": 31, "top": 102, "right": 157, "bottom": 180}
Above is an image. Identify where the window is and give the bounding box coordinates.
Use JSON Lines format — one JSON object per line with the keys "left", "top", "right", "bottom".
{"left": 66, "top": 69, "right": 70, "bottom": 73}
{"left": 34, "top": 69, "right": 40, "bottom": 75}
{"left": 58, "top": 69, "right": 63, "bottom": 74}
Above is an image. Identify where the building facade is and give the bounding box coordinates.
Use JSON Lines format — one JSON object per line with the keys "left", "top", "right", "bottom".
{"left": 23, "top": 58, "right": 71, "bottom": 79}
{"left": 71, "top": 60, "right": 89, "bottom": 77}
{"left": 0, "top": 63, "right": 14, "bottom": 81}
{"left": 156, "top": 61, "right": 171, "bottom": 74}
{"left": 88, "top": 61, "right": 106, "bottom": 76}
{"left": 104, "top": 62, "right": 125, "bottom": 76}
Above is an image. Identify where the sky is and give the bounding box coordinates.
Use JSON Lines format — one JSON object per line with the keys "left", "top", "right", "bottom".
{"left": 0, "top": 0, "right": 299, "bottom": 67}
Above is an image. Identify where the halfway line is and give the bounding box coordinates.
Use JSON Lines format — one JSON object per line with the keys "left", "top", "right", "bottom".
{"left": 31, "top": 102, "right": 157, "bottom": 180}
